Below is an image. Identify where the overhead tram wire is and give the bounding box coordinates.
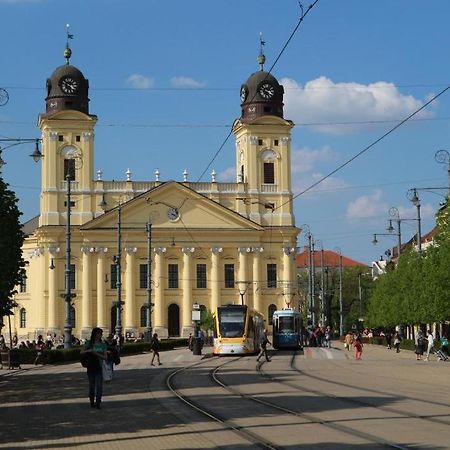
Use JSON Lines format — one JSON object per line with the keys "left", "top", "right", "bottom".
{"left": 275, "top": 82, "right": 450, "bottom": 212}
{"left": 196, "top": 0, "right": 320, "bottom": 182}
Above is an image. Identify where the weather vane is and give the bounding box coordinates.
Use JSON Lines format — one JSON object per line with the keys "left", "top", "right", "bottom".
{"left": 257, "top": 32, "right": 266, "bottom": 70}
{"left": 64, "top": 24, "right": 74, "bottom": 64}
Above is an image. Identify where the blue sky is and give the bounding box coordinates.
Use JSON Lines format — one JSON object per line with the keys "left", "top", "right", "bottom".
{"left": 1, "top": 0, "right": 450, "bottom": 265}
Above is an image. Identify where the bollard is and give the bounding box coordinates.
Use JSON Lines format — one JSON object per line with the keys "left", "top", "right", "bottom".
{"left": 192, "top": 337, "right": 202, "bottom": 355}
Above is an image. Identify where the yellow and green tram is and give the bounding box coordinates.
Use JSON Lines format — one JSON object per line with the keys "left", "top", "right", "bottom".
{"left": 213, "top": 304, "right": 265, "bottom": 355}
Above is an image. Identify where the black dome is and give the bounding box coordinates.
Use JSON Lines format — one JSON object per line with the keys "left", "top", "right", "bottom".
{"left": 45, "top": 64, "right": 90, "bottom": 115}
{"left": 240, "top": 70, "right": 284, "bottom": 122}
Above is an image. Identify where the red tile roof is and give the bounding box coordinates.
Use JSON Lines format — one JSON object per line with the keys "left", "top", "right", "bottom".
{"left": 296, "top": 248, "right": 369, "bottom": 268}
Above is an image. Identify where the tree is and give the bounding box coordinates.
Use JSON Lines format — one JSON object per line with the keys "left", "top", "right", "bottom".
{"left": 0, "top": 177, "right": 25, "bottom": 333}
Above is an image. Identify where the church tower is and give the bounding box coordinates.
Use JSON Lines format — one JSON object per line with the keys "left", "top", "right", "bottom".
{"left": 37, "top": 42, "right": 97, "bottom": 226}
{"left": 232, "top": 43, "right": 295, "bottom": 227}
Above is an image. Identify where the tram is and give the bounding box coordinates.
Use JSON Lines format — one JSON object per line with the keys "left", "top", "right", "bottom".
{"left": 213, "top": 304, "right": 265, "bottom": 355}
{"left": 272, "top": 308, "right": 302, "bottom": 349}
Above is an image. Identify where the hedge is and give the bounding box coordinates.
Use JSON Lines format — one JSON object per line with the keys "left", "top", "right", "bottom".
{"left": 3, "top": 338, "right": 188, "bottom": 366}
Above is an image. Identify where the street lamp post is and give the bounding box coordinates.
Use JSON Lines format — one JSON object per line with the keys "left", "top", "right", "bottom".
{"left": 335, "top": 247, "right": 344, "bottom": 337}
{"left": 409, "top": 189, "right": 422, "bottom": 253}
{"left": 0, "top": 138, "right": 43, "bottom": 169}
{"left": 145, "top": 222, "right": 153, "bottom": 342}
{"left": 435, "top": 149, "right": 450, "bottom": 196}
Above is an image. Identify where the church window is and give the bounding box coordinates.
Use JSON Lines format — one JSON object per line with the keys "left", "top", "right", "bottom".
{"left": 258, "top": 139, "right": 263, "bottom": 146}
{"left": 58, "top": 135, "right": 64, "bottom": 142}
{"left": 168, "top": 264, "right": 179, "bottom": 288}
{"left": 267, "top": 263, "right": 277, "bottom": 288}
{"left": 263, "top": 162, "right": 275, "bottom": 184}
{"left": 140, "top": 305, "right": 147, "bottom": 327}
{"left": 19, "top": 273, "right": 27, "bottom": 293}
{"left": 139, "top": 264, "right": 148, "bottom": 289}
{"left": 224, "top": 264, "right": 235, "bottom": 288}
{"left": 240, "top": 165, "right": 245, "bottom": 182}
{"left": 274, "top": 139, "right": 279, "bottom": 146}
{"left": 76, "top": 135, "right": 81, "bottom": 142}
{"left": 69, "top": 306, "right": 76, "bottom": 328}
{"left": 20, "top": 308, "right": 26, "bottom": 328}
{"left": 196, "top": 264, "right": 207, "bottom": 288}
{"left": 64, "top": 159, "right": 76, "bottom": 181}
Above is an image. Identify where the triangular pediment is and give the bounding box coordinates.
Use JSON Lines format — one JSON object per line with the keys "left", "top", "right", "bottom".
{"left": 81, "top": 181, "right": 264, "bottom": 232}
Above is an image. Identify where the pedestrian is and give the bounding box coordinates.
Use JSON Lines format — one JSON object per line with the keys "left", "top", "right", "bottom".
{"left": 34, "top": 335, "right": 45, "bottom": 365}
{"left": 353, "top": 334, "right": 363, "bottom": 360}
{"left": 425, "top": 330, "right": 435, "bottom": 361}
{"left": 81, "top": 327, "right": 107, "bottom": 409}
{"left": 415, "top": 330, "right": 425, "bottom": 360}
{"left": 324, "top": 326, "right": 332, "bottom": 348}
{"left": 105, "top": 333, "right": 120, "bottom": 374}
{"left": 0, "top": 334, "right": 5, "bottom": 350}
{"left": 188, "top": 333, "right": 193, "bottom": 351}
{"left": 393, "top": 331, "right": 402, "bottom": 353}
{"left": 344, "top": 331, "right": 353, "bottom": 351}
{"left": 256, "top": 329, "right": 271, "bottom": 362}
{"left": 385, "top": 330, "right": 392, "bottom": 350}
{"left": 150, "top": 333, "right": 162, "bottom": 366}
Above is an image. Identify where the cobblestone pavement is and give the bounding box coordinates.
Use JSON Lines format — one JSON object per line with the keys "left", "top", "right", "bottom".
{"left": 0, "top": 344, "right": 449, "bottom": 449}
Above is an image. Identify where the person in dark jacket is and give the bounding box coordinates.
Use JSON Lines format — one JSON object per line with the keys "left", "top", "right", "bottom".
{"left": 81, "top": 327, "right": 107, "bottom": 409}
{"left": 256, "top": 329, "right": 271, "bottom": 362}
{"left": 150, "top": 333, "right": 162, "bottom": 366}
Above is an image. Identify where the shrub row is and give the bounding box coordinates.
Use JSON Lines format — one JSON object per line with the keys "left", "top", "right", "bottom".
{"left": 2, "top": 338, "right": 188, "bottom": 365}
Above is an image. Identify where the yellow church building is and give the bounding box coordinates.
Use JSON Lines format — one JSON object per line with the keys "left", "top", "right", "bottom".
{"left": 13, "top": 47, "right": 299, "bottom": 340}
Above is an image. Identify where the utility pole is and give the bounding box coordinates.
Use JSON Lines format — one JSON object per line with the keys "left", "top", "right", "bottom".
{"left": 63, "top": 174, "right": 73, "bottom": 349}
{"left": 311, "top": 238, "right": 316, "bottom": 326}
{"left": 115, "top": 205, "right": 123, "bottom": 339}
{"left": 338, "top": 253, "right": 343, "bottom": 337}
{"left": 145, "top": 222, "right": 153, "bottom": 342}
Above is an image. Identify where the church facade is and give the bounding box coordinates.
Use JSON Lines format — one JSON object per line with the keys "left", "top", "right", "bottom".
{"left": 13, "top": 49, "right": 299, "bottom": 340}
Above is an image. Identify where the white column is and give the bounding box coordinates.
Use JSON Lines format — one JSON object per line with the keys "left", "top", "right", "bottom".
{"left": 47, "top": 246, "right": 60, "bottom": 332}
{"left": 182, "top": 247, "right": 195, "bottom": 336}
{"left": 238, "top": 247, "right": 251, "bottom": 306}
{"left": 124, "top": 247, "right": 137, "bottom": 333}
{"left": 210, "top": 247, "right": 223, "bottom": 312}
{"left": 96, "top": 247, "right": 108, "bottom": 330}
{"left": 253, "top": 247, "right": 263, "bottom": 313}
{"left": 81, "top": 246, "right": 93, "bottom": 337}
{"left": 154, "top": 247, "right": 167, "bottom": 338}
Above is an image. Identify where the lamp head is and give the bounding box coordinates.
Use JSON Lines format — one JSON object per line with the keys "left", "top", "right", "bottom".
{"left": 387, "top": 220, "right": 394, "bottom": 233}
{"left": 372, "top": 234, "right": 378, "bottom": 245}
{"left": 30, "top": 140, "right": 43, "bottom": 163}
{"left": 411, "top": 189, "right": 420, "bottom": 206}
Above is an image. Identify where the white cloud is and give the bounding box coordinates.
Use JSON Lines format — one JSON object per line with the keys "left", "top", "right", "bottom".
{"left": 170, "top": 76, "right": 206, "bottom": 88}
{"left": 217, "top": 166, "right": 236, "bottom": 182}
{"left": 291, "top": 145, "right": 349, "bottom": 196}
{"left": 126, "top": 74, "right": 154, "bottom": 89}
{"left": 346, "top": 190, "right": 388, "bottom": 220}
{"left": 281, "top": 76, "right": 433, "bottom": 134}
{"left": 397, "top": 204, "right": 435, "bottom": 220}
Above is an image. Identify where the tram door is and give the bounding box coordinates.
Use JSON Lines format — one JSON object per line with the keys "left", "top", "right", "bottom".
{"left": 168, "top": 303, "right": 180, "bottom": 337}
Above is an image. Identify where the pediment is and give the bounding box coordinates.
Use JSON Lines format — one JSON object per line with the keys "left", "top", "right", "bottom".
{"left": 81, "top": 181, "right": 263, "bottom": 232}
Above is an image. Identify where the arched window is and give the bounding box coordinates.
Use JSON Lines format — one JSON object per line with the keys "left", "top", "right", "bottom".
{"left": 260, "top": 149, "right": 277, "bottom": 184}
{"left": 268, "top": 304, "right": 277, "bottom": 325}
{"left": 20, "top": 308, "right": 26, "bottom": 328}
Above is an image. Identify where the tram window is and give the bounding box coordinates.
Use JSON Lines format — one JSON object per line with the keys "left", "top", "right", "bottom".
{"left": 279, "top": 317, "right": 295, "bottom": 332}
{"left": 218, "top": 308, "right": 246, "bottom": 337}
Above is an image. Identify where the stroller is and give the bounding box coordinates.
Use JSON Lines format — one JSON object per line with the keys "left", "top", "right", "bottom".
{"left": 436, "top": 337, "right": 449, "bottom": 361}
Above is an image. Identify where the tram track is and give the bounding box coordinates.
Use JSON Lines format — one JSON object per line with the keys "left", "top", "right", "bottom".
{"left": 166, "top": 357, "right": 282, "bottom": 450}
{"left": 282, "top": 350, "right": 450, "bottom": 427}
{"left": 212, "top": 355, "right": 411, "bottom": 450}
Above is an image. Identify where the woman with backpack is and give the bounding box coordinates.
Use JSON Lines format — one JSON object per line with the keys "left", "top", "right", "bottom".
{"left": 415, "top": 330, "right": 425, "bottom": 360}
{"left": 81, "top": 327, "right": 107, "bottom": 409}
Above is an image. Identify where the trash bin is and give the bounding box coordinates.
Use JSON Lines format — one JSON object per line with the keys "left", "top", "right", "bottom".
{"left": 192, "top": 337, "right": 202, "bottom": 355}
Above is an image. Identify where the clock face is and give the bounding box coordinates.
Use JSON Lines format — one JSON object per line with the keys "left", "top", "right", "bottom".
{"left": 62, "top": 146, "right": 81, "bottom": 159}
{"left": 60, "top": 76, "right": 78, "bottom": 94}
{"left": 259, "top": 82, "right": 275, "bottom": 99}
{"left": 167, "top": 208, "right": 180, "bottom": 221}
{"left": 240, "top": 85, "right": 248, "bottom": 102}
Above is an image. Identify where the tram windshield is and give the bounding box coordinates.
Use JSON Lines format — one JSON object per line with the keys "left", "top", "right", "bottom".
{"left": 278, "top": 316, "right": 296, "bottom": 333}
{"left": 218, "top": 306, "right": 246, "bottom": 337}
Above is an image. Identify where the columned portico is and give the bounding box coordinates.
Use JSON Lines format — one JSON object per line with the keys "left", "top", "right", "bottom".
{"left": 96, "top": 247, "right": 108, "bottom": 330}
{"left": 124, "top": 246, "right": 137, "bottom": 334}
{"left": 47, "top": 247, "right": 59, "bottom": 333}
{"left": 182, "top": 247, "right": 195, "bottom": 336}
{"left": 210, "top": 247, "right": 223, "bottom": 313}
{"left": 154, "top": 247, "right": 167, "bottom": 338}
{"left": 81, "top": 246, "right": 94, "bottom": 338}
{"left": 253, "top": 246, "right": 263, "bottom": 312}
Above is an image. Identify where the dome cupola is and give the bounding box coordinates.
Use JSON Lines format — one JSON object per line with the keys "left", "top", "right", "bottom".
{"left": 45, "top": 36, "right": 90, "bottom": 115}
{"left": 239, "top": 38, "right": 284, "bottom": 122}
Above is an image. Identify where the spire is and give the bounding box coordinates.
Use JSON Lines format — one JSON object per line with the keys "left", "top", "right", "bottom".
{"left": 64, "top": 24, "right": 74, "bottom": 65}
{"left": 257, "top": 32, "right": 266, "bottom": 71}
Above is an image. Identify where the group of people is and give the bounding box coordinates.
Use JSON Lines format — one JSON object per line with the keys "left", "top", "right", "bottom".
{"left": 304, "top": 325, "right": 332, "bottom": 348}
{"left": 414, "top": 329, "right": 449, "bottom": 361}
{"left": 344, "top": 331, "right": 365, "bottom": 359}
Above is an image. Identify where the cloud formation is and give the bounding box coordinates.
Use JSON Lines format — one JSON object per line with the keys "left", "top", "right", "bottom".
{"left": 281, "top": 76, "right": 433, "bottom": 134}
{"left": 346, "top": 190, "right": 388, "bottom": 220}
{"left": 170, "top": 76, "right": 206, "bottom": 88}
{"left": 126, "top": 74, "right": 154, "bottom": 89}
{"left": 217, "top": 166, "right": 236, "bottom": 182}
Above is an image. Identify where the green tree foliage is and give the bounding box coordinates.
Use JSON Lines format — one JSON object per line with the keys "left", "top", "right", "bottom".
{"left": 200, "top": 308, "right": 215, "bottom": 331}
{"left": 366, "top": 199, "right": 450, "bottom": 328}
{"left": 0, "top": 177, "right": 25, "bottom": 328}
